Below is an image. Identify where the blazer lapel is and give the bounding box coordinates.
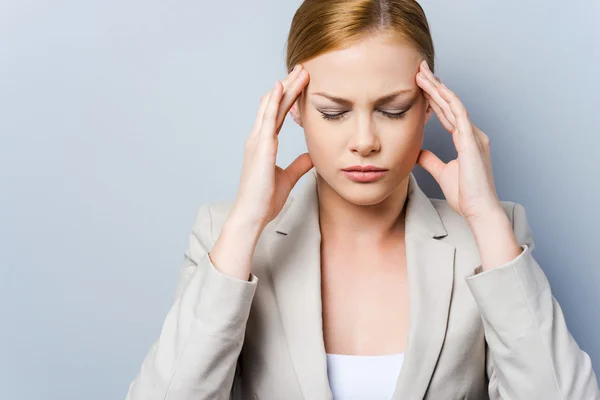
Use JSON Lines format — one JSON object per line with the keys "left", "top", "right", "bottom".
{"left": 266, "top": 169, "right": 455, "bottom": 400}
{"left": 391, "top": 174, "right": 455, "bottom": 399}
{"left": 266, "top": 169, "right": 332, "bottom": 399}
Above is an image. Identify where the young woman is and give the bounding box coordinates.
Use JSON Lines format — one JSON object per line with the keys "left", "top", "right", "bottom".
{"left": 126, "top": 1, "right": 600, "bottom": 399}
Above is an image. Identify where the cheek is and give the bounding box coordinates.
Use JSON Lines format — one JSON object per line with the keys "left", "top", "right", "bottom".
{"left": 380, "top": 114, "right": 424, "bottom": 141}
{"left": 301, "top": 120, "right": 347, "bottom": 168}
{"left": 378, "top": 118, "right": 425, "bottom": 158}
{"left": 303, "top": 124, "right": 340, "bottom": 155}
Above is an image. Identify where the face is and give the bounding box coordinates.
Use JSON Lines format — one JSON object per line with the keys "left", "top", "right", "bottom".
{"left": 290, "top": 32, "right": 433, "bottom": 206}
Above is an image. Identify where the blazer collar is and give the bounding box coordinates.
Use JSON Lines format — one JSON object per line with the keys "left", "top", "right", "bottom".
{"left": 274, "top": 168, "right": 448, "bottom": 238}
{"left": 266, "top": 168, "right": 455, "bottom": 399}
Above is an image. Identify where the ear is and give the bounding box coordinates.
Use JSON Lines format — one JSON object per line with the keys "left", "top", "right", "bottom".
{"left": 424, "top": 98, "right": 434, "bottom": 124}
{"left": 289, "top": 101, "right": 303, "bottom": 127}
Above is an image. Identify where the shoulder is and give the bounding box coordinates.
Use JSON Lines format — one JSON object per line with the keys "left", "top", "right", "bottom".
{"left": 190, "top": 196, "right": 530, "bottom": 247}
{"left": 429, "top": 198, "right": 533, "bottom": 250}
{"left": 190, "top": 197, "right": 295, "bottom": 242}
{"left": 188, "top": 201, "right": 235, "bottom": 244}
{"left": 429, "top": 198, "right": 520, "bottom": 229}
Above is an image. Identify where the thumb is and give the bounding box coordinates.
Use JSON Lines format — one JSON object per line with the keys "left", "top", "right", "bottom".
{"left": 284, "top": 152, "right": 314, "bottom": 188}
{"left": 417, "top": 149, "right": 445, "bottom": 183}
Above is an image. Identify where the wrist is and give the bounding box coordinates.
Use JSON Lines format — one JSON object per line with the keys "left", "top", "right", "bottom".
{"left": 467, "top": 208, "right": 522, "bottom": 271}
{"left": 467, "top": 206, "right": 507, "bottom": 234}
{"left": 210, "top": 213, "right": 263, "bottom": 281}
{"left": 227, "top": 206, "right": 267, "bottom": 238}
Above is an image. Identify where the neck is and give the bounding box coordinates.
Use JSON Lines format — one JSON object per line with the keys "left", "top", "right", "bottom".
{"left": 316, "top": 173, "right": 410, "bottom": 245}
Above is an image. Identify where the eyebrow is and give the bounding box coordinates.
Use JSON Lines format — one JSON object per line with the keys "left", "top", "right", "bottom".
{"left": 310, "top": 89, "right": 415, "bottom": 106}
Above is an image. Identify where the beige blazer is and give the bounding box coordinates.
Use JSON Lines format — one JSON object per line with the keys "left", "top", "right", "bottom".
{"left": 126, "top": 169, "right": 599, "bottom": 400}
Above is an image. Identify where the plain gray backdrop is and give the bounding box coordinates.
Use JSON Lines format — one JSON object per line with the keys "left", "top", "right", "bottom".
{"left": 1, "top": 1, "right": 598, "bottom": 399}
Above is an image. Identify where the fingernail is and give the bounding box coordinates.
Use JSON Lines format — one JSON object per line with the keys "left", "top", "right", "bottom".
{"left": 422, "top": 60, "right": 429, "bottom": 70}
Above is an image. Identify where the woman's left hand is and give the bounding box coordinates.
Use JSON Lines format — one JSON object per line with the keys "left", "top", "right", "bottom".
{"left": 415, "top": 60, "right": 504, "bottom": 225}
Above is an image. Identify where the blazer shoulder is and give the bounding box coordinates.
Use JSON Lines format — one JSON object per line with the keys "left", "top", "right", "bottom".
{"left": 188, "top": 200, "right": 236, "bottom": 244}
{"left": 429, "top": 198, "right": 520, "bottom": 228}
{"left": 428, "top": 198, "right": 525, "bottom": 275}
{"left": 428, "top": 198, "right": 523, "bottom": 254}
{"left": 191, "top": 196, "right": 296, "bottom": 241}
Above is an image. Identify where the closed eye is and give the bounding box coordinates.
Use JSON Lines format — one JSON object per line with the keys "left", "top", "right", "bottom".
{"left": 379, "top": 110, "right": 407, "bottom": 119}
{"left": 319, "top": 109, "right": 408, "bottom": 121}
{"left": 319, "top": 111, "right": 349, "bottom": 121}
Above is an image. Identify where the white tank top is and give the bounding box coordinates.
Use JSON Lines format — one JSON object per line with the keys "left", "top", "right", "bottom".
{"left": 326, "top": 353, "right": 405, "bottom": 399}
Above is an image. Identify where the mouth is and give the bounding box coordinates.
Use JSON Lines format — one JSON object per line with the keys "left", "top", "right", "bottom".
{"left": 341, "top": 165, "right": 388, "bottom": 172}
{"left": 341, "top": 166, "right": 388, "bottom": 183}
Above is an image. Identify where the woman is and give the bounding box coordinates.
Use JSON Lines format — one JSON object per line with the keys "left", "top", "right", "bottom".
{"left": 126, "top": 1, "right": 599, "bottom": 399}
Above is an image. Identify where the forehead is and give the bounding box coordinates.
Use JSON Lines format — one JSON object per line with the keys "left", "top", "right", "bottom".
{"left": 302, "top": 34, "right": 421, "bottom": 98}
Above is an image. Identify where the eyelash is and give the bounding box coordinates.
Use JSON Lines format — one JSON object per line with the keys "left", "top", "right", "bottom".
{"left": 319, "top": 110, "right": 407, "bottom": 121}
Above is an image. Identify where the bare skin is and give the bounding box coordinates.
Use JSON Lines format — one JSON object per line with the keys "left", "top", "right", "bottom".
{"left": 320, "top": 207, "right": 410, "bottom": 355}
{"left": 289, "top": 33, "right": 432, "bottom": 355}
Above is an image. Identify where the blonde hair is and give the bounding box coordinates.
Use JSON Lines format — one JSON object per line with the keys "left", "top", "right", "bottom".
{"left": 285, "top": 0, "right": 435, "bottom": 74}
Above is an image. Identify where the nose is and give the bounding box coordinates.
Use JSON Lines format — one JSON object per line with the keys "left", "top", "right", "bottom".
{"left": 348, "top": 113, "right": 380, "bottom": 157}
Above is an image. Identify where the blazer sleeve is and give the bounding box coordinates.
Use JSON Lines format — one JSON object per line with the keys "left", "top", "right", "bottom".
{"left": 464, "top": 202, "right": 600, "bottom": 400}
{"left": 125, "top": 203, "right": 258, "bottom": 400}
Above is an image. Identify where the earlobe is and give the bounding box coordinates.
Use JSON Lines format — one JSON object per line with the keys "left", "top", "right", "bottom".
{"left": 290, "top": 102, "right": 303, "bottom": 127}
{"left": 425, "top": 100, "right": 434, "bottom": 124}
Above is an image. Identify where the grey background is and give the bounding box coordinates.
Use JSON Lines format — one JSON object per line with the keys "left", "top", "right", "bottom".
{"left": 1, "top": 0, "right": 598, "bottom": 399}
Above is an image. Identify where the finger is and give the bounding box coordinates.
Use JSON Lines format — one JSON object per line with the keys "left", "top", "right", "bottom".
{"left": 420, "top": 61, "right": 443, "bottom": 87}
{"left": 420, "top": 61, "right": 442, "bottom": 90}
{"left": 284, "top": 152, "right": 314, "bottom": 188}
{"left": 250, "top": 92, "right": 271, "bottom": 137}
{"left": 251, "top": 65, "right": 302, "bottom": 134}
{"left": 276, "top": 69, "right": 309, "bottom": 132}
{"left": 282, "top": 64, "right": 303, "bottom": 90}
{"left": 438, "top": 84, "right": 478, "bottom": 149}
{"left": 417, "top": 73, "right": 457, "bottom": 129}
{"left": 417, "top": 72, "right": 456, "bottom": 126}
{"left": 424, "top": 92, "right": 455, "bottom": 132}
{"left": 260, "top": 80, "right": 284, "bottom": 137}
{"left": 417, "top": 63, "right": 457, "bottom": 128}
{"left": 417, "top": 149, "right": 446, "bottom": 183}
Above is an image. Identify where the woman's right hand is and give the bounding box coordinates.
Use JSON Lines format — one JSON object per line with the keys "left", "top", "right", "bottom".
{"left": 209, "top": 66, "right": 311, "bottom": 280}
{"left": 233, "top": 64, "right": 313, "bottom": 229}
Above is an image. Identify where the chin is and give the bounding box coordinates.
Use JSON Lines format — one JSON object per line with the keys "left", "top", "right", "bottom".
{"left": 347, "top": 185, "right": 397, "bottom": 206}
{"left": 328, "top": 175, "right": 397, "bottom": 206}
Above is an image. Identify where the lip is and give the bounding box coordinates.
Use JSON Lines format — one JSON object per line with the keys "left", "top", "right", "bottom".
{"left": 342, "top": 165, "right": 388, "bottom": 172}
{"left": 342, "top": 166, "right": 388, "bottom": 183}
